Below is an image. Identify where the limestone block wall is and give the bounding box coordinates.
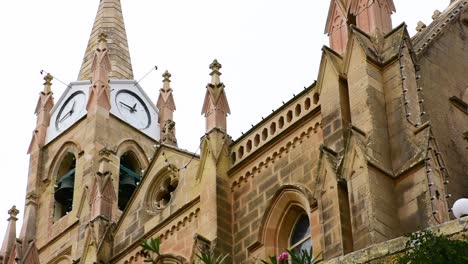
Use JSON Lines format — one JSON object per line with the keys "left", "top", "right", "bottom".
{"left": 416, "top": 7, "right": 468, "bottom": 200}
{"left": 346, "top": 42, "right": 391, "bottom": 168}
{"left": 34, "top": 115, "right": 157, "bottom": 262}
{"left": 112, "top": 147, "right": 201, "bottom": 263}
{"left": 229, "top": 113, "right": 324, "bottom": 262}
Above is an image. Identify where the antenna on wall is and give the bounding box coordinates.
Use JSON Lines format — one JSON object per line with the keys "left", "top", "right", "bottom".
{"left": 134, "top": 66, "right": 158, "bottom": 86}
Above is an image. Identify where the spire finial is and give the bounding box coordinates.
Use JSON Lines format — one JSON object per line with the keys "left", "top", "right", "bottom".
{"left": 209, "top": 59, "right": 222, "bottom": 72}
{"left": 29, "top": 74, "right": 55, "bottom": 154}
{"left": 7, "top": 206, "right": 19, "bottom": 221}
{"left": 42, "top": 73, "right": 53, "bottom": 94}
{"left": 157, "top": 70, "right": 177, "bottom": 146}
{"left": 209, "top": 59, "right": 222, "bottom": 85}
{"left": 86, "top": 32, "right": 113, "bottom": 113}
{"left": 162, "top": 70, "right": 172, "bottom": 91}
{"left": 201, "top": 59, "right": 231, "bottom": 133}
{"left": 79, "top": 0, "right": 133, "bottom": 80}
{"left": 0, "top": 206, "right": 19, "bottom": 263}
{"left": 163, "top": 70, "right": 172, "bottom": 81}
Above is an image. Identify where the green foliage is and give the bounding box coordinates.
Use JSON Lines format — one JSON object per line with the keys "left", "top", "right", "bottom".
{"left": 261, "top": 248, "right": 323, "bottom": 264}
{"left": 397, "top": 230, "right": 468, "bottom": 264}
{"left": 140, "top": 237, "right": 161, "bottom": 263}
{"left": 260, "top": 256, "right": 279, "bottom": 264}
{"left": 285, "top": 249, "right": 322, "bottom": 264}
{"left": 141, "top": 237, "right": 229, "bottom": 264}
{"left": 194, "top": 250, "right": 229, "bottom": 264}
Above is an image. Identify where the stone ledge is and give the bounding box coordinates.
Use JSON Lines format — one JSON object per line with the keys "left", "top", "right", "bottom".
{"left": 325, "top": 217, "right": 468, "bottom": 264}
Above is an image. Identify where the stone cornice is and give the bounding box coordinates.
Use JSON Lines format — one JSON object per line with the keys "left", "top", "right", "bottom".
{"left": 230, "top": 118, "right": 322, "bottom": 190}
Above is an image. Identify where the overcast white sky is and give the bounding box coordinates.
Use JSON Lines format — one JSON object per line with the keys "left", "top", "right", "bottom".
{"left": 0, "top": 0, "right": 449, "bottom": 242}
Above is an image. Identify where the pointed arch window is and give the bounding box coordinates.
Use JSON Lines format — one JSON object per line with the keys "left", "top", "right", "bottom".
{"left": 54, "top": 152, "right": 76, "bottom": 220}
{"left": 289, "top": 214, "right": 312, "bottom": 255}
{"left": 118, "top": 151, "right": 142, "bottom": 210}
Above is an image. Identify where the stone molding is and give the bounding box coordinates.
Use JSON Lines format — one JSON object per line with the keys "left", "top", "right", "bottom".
{"left": 159, "top": 208, "right": 200, "bottom": 241}
{"left": 231, "top": 120, "right": 321, "bottom": 190}
{"left": 230, "top": 87, "right": 320, "bottom": 170}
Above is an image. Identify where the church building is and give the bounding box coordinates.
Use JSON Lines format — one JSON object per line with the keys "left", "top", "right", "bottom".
{"left": 0, "top": 0, "right": 467, "bottom": 263}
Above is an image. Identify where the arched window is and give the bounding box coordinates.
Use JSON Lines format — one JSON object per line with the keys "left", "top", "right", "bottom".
{"left": 256, "top": 186, "right": 320, "bottom": 259}
{"left": 54, "top": 152, "right": 76, "bottom": 220}
{"left": 119, "top": 151, "right": 142, "bottom": 211}
{"left": 289, "top": 214, "right": 312, "bottom": 255}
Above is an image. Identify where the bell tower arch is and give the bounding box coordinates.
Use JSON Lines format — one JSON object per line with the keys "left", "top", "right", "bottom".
{"left": 53, "top": 151, "right": 76, "bottom": 221}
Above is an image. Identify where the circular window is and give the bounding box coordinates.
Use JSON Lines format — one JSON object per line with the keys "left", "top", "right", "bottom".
{"left": 145, "top": 165, "right": 179, "bottom": 213}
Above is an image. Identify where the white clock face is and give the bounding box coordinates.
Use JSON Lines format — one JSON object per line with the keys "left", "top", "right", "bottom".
{"left": 55, "top": 91, "right": 86, "bottom": 131}
{"left": 115, "top": 90, "right": 151, "bottom": 129}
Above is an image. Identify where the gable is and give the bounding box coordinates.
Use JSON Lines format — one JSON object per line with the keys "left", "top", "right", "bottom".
{"left": 113, "top": 146, "right": 201, "bottom": 255}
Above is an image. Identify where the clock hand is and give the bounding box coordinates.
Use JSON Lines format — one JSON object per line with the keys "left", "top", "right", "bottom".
{"left": 131, "top": 103, "right": 138, "bottom": 112}
{"left": 70, "top": 101, "right": 76, "bottom": 114}
{"left": 58, "top": 111, "right": 72, "bottom": 123}
{"left": 120, "top": 101, "right": 134, "bottom": 111}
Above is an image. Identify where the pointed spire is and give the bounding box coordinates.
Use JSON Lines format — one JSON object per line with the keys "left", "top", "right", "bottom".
{"left": 325, "top": 0, "right": 396, "bottom": 54}
{"left": 324, "top": 0, "right": 349, "bottom": 55}
{"left": 90, "top": 151, "right": 116, "bottom": 220}
{"left": 86, "top": 34, "right": 112, "bottom": 114}
{"left": 349, "top": 0, "right": 395, "bottom": 35}
{"left": 0, "top": 206, "right": 19, "bottom": 263}
{"left": 28, "top": 74, "right": 55, "bottom": 154}
{"left": 157, "top": 71, "right": 178, "bottom": 146}
{"left": 78, "top": 0, "right": 133, "bottom": 80}
{"left": 19, "top": 192, "right": 38, "bottom": 245}
{"left": 201, "top": 60, "right": 231, "bottom": 134}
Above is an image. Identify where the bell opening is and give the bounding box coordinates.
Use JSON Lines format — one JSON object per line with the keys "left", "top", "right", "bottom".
{"left": 54, "top": 152, "right": 76, "bottom": 221}
{"left": 118, "top": 151, "right": 141, "bottom": 211}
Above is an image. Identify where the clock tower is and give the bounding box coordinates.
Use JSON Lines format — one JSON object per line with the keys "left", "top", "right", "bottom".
{"left": 9, "top": 0, "right": 161, "bottom": 263}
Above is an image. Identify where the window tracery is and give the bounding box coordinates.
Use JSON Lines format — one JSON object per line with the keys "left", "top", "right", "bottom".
{"left": 145, "top": 165, "right": 180, "bottom": 213}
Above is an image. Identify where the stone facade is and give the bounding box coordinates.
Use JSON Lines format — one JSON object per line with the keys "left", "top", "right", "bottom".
{"left": 1, "top": 0, "right": 467, "bottom": 264}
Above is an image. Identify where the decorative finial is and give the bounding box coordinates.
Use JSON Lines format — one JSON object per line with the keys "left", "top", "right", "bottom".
{"left": 201, "top": 59, "right": 230, "bottom": 133}
{"left": 7, "top": 206, "right": 19, "bottom": 220}
{"left": 43, "top": 73, "right": 53, "bottom": 94}
{"left": 163, "top": 70, "right": 172, "bottom": 83}
{"left": 210, "top": 59, "right": 222, "bottom": 72}
{"left": 209, "top": 59, "right": 222, "bottom": 85}
{"left": 163, "top": 70, "right": 172, "bottom": 82}
{"left": 432, "top": 10, "right": 441, "bottom": 20}
{"left": 416, "top": 21, "right": 427, "bottom": 32}
{"left": 157, "top": 70, "right": 177, "bottom": 146}
{"left": 161, "top": 70, "right": 172, "bottom": 93}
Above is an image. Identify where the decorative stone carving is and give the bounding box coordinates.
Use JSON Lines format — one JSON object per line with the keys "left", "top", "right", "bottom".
{"left": 161, "top": 120, "right": 177, "bottom": 146}
{"left": 145, "top": 165, "right": 179, "bottom": 213}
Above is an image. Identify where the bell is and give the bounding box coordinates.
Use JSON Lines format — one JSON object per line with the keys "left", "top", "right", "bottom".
{"left": 54, "top": 169, "right": 75, "bottom": 211}
{"left": 118, "top": 165, "right": 141, "bottom": 210}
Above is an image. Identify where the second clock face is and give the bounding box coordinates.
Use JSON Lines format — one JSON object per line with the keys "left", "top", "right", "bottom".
{"left": 115, "top": 90, "right": 151, "bottom": 129}
{"left": 56, "top": 91, "right": 86, "bottom": 131}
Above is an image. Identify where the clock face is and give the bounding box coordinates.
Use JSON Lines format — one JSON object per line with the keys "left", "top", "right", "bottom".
{"left": 55, "top": 91, "right": 86, "bottom": 131}
{"left": 115, "top": 90, "right": 151, "bottom": 129}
